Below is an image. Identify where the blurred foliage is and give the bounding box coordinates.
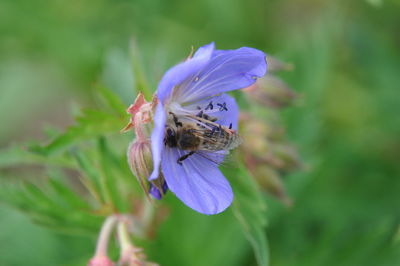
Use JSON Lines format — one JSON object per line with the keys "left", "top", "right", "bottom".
{"left": 1, "top": 0, "right": 400, "bottom": 265}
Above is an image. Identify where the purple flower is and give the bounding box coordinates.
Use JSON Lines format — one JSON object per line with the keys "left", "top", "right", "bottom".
{"left": 149, "top": 43, "right": 267, "bottom": 214}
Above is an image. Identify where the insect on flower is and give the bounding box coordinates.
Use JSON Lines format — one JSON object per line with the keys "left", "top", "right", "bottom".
{"left": 128, "top": 42, "right": 267, "bottom": 215}
{"left": 164, "top": 112, "right": 242, "bottom": 165}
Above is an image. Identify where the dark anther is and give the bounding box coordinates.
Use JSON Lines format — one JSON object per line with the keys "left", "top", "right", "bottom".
{"left": 205, "top": 101, "right": 214, "bottom": 110}
{"left": 217, "top": 102, "right": 228, "bottom": 111}
{"left": 229, "top": 123, "right": 232, "bottom": 129}
{"left": 196, "top": 110, "right": 203, "bottom": 117}
{"left": 177, "top": 151, "right": 195, "bottom": 165}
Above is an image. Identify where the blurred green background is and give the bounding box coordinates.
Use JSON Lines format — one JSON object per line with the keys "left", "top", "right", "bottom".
{"left": 1, "top": 0, "right": 400, "bottom": 265}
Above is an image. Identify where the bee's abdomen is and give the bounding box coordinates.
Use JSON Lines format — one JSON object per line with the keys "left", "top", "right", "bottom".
{"left": 177, "top": 129, "right": 201, "bottom": 150}
{"left": 202, "top": 127, "right": 241, "bottom": 151}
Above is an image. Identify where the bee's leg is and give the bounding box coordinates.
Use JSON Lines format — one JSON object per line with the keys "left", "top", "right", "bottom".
{"left": 169, "top": 112, "right": 183, "bottom": 127}
{"left": 177, "top": 151, "right": 195, "bottom": 165}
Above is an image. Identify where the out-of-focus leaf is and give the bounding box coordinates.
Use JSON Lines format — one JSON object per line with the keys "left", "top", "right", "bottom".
{"left": 129, "top": 39, "right": 152, "bottom": 100}
{"left": 72, "top": 149, "right": 106, "bottom": 206}
{"left": 28, "top": 87, "right": 130, "bottom": 157}
{"left": 0, "top": 145, "right": 75, "bottom": 168}
{"left": 0, "top": 181, "right": 102, "bottom": 234}
{"left": 29, "top": 109, "right": 126, "bottom": 156}
{"left": 97, "top": 137, "right": 132, "bottom": 213}
{"left": 225, "top": 163, "right": 269, "bottom": 266}
{"left": 47, "top": 178, "right": 91, "bottom": 210}
{"left": 151, "top": 197, "right": 250, "bottom": 266}
{"left": 96, "top": 86, "right": 128, "bottom": 117}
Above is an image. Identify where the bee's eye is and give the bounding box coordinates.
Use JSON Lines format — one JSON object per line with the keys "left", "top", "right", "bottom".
{"left": 166, "top": 128, "right": 175, "bottom": 138}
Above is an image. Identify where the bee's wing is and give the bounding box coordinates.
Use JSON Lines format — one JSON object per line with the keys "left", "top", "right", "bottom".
{"left": 194, "top": 150, "right": 238, "bottom": 169}
{"left": 195, "top": 150, "right": 226, "bottom": 166}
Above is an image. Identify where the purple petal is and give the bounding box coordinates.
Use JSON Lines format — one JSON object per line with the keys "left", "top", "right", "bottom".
{"left": 177, "top": 47, "right": 267, "bottom": 103}
{"left": 149, "top": 182, "right": 168, "bottom": 200}
{"left": 149, "top": 103, "right": 167, "bottom": 181}
{"left": 161, "top": 147, "right": 233, "bottom": 215}
{"left": 157, "top": 43, "right": 215, "bottom": 103}
{"left": 149, "top": 184, "right": 163, "bottom": 200}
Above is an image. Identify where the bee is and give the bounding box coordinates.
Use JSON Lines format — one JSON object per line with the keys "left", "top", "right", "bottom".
{"left": 164, "top": 112, "right": 242, "bottom": 165}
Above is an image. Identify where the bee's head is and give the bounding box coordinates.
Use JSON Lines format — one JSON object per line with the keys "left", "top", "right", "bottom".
{"left": 164, "top": 127, "right": 178, "bottom": 148}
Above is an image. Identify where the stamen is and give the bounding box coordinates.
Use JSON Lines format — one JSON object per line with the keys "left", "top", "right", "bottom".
{"left": 205, "top": 101, "right": 214, "bottom": 110}
{"left": 217, "top": 102, "right": 228, "bottom": 111}
{"left": 229, "top": 123, "right": 232, "bottom": 129}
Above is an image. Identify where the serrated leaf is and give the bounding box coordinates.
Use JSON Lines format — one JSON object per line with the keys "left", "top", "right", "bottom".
{"left": 72, "top": 150, "right": 105, "bottom": 205}
{"left": 47, "top": 178, "right": 91, "bottom": 210}
{"left": 29, "top": 109, "right": 126, "bottom": 156}
{"left": 0, "top": 181, "right": 102, "bottom": 234}
{"left": 224, "top": 163, "right": 269, "bottom": 266}
{"left": 96, "top": 86, "right": 128, "bottom": 117}
{"left": 97, "top": 137, "right": 130, "bottom": 212}
{"left": 0, "top": 145, "right": 74, "bottom": 168}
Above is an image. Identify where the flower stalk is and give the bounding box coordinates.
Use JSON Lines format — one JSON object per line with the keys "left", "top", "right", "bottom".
{"left": 88, "top": 214, "right": 157, "bottom": 266}
{"left": 88, "top": 215, "right": 118, "bottom": 266}
{"left": 117, "top": 216, "right": 157, "bottom": 266}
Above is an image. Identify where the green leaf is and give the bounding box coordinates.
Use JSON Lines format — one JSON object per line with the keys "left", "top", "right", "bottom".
{"left": 96, "top": 86, "right": 128, "bottom": 117}
{"left": 129, "top": 39, "right": 152, "bottom": 99}
{"left": 0, "top": 180, "right": 102, "bottom": 235}
{"left": 47, "top": 178, "right": 91, "bottom": 210}
{"left": 71, "top": 149, "right": 106, "bottom": 206}
{"left": 0, "top": 145, "right": 74, "bottom": 168}
{"left": 29, "top": 108, "right": 126, "bottom": 156}
{"left": 225, "top": 163, "right": 269, "bottom": 266}
{"left": 97, "top": 137, "right": 131, "bottom": 213}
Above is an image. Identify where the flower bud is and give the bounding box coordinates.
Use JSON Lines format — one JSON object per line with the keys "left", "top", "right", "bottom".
{"left": 266, "top": 55, "right": 294, "bottom": 73}
{"left": 88, "top": 255, "right": 114, "bottom": 266}
{"left": 127, "top": 139, "right": 168, "bottom": 199}
{"left": 244, "top": 75, "right": 298, "bottom": 109}
{"left": 269, "top": 143, "right": 302, "bottom": 172}
{"left": 251, "top": 165, "right": 292, "bottom": 207}
{"left": 117, "top": 219, "right": 159, "bottom": 266}
{"left": 119, "top": 246, "right": 158, "bottom": 266}
{"left": 127, "top": 139, "right": 153, "bottom": 196}
{"left": 239, "top": 112, "right": 300, "bottom": 205}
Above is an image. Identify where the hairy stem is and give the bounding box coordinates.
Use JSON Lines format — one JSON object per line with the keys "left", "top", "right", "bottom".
{"left": 94, "top": 215, "right": 118, "bottom": 257}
